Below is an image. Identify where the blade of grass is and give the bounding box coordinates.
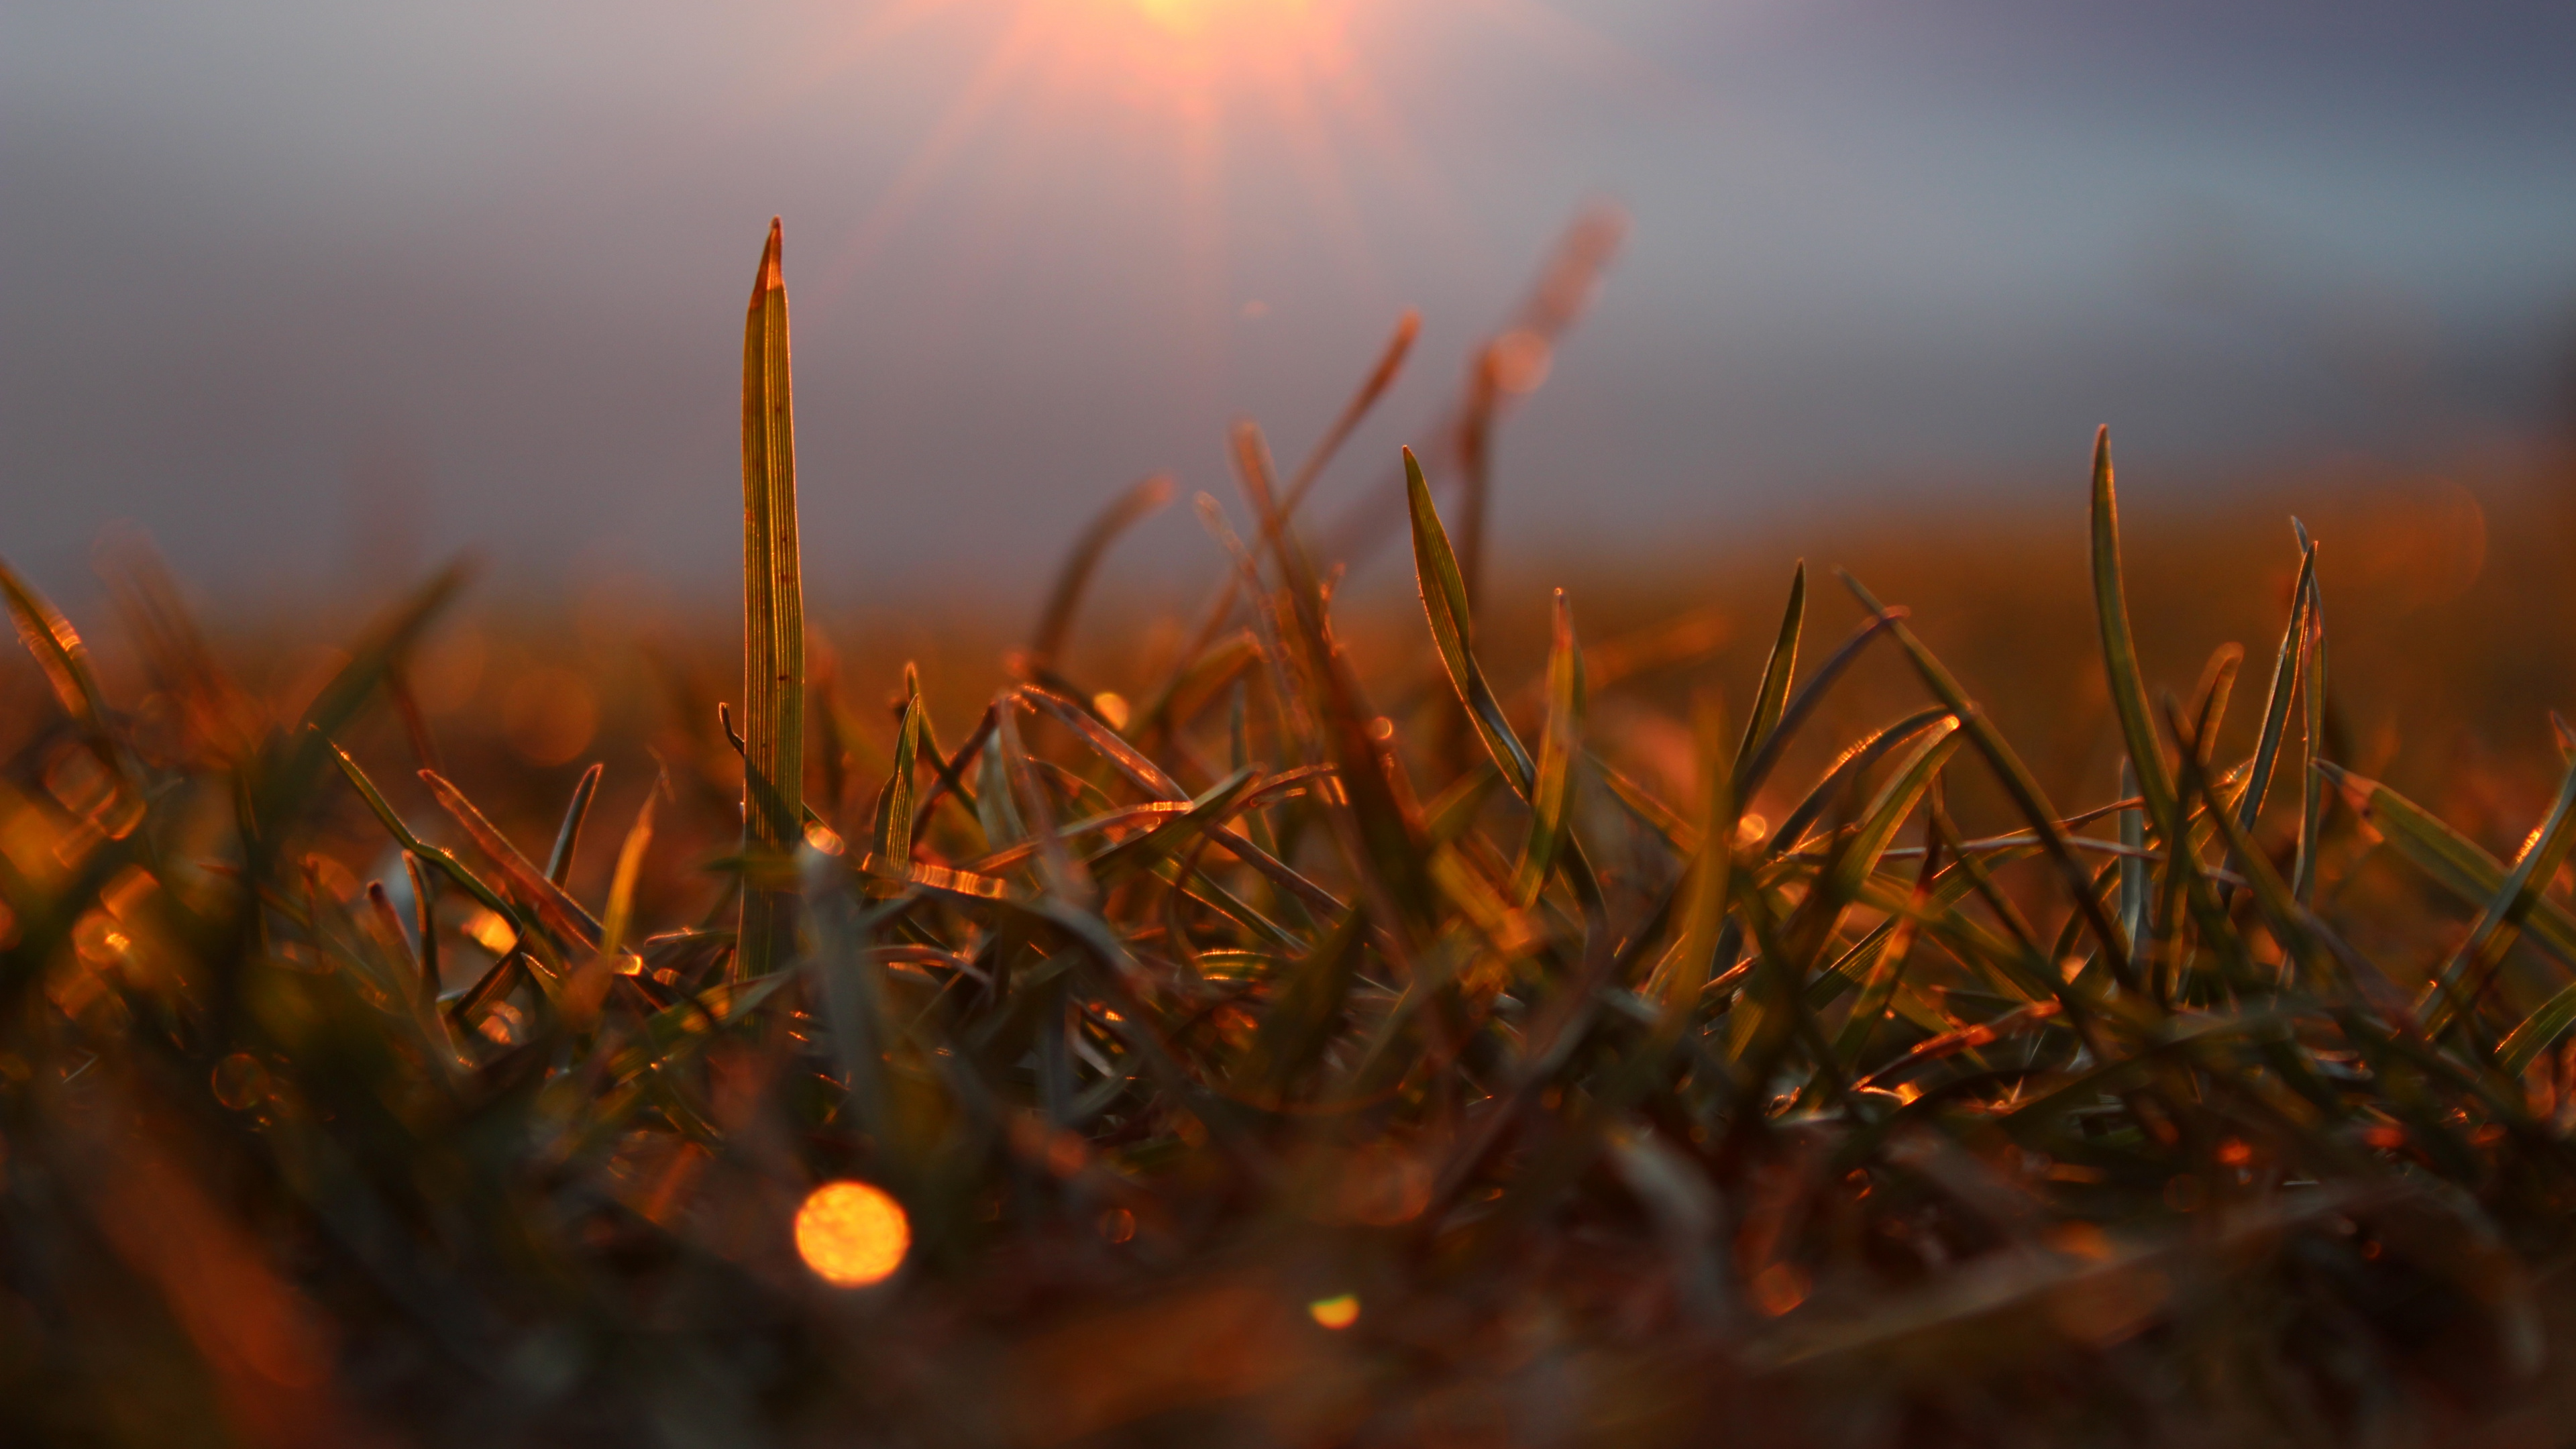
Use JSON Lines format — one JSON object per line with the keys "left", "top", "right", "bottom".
{"left": 739, "top": 217, "right": 806, "bottom": 981}
{"left": 1511, "top": 589, "right": 1585, "bottom": 906}
{"left": 1737, "top": 562, "right": 1805, "bottom": 772}
{"left": 545, "top": 763, "right": 604, "bottom": 888}
{"left": 2088, "top": 427, "right": 2178, "bottom": 846}
{"left": 1841, "top": 570, "right": 2139, "bottom": 993}
{"left": 1407, "top": 445, "right": 1535, "bottom": 794}
{"left": 2417, "top": 752, "right": 2576, "bottom": 1039}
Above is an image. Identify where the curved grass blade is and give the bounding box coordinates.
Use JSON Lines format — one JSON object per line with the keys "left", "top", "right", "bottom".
{"left": 1736, "top": 561, "right": 1805, "bottom": 773}
{"left": 1841, "top": 570, "right": 2139, "bottom": 991}
{"left": 2324, "top": 761, "right": 2576, "bottom": 976}
{"left": 2237, "top": 539, "right": 2317, "bottom": 840}
{"left": 2088, "top": 428, "right": 2180, "bottom": 851}
{"left": 2292, "top": 519, "right": 2328, "bottom": 904}
{"left": 1511, "top": 589, "right": 1585, "bottom": 906}
{"left": 2418, "top": 753, "right": 2576, "bottom": 1038}
{"left": 1407, "top": 445, "right": 1535, "bottom": 795}
{"left": 874, "top": 668, "right": 925, "bottom": 863}
{"left": 545, "top": 762, "right": 604, "bottom": 887}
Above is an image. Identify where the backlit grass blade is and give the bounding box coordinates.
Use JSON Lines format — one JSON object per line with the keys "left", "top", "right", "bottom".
{"left": 1653, "top": 695, "right": 1733, "bottom": 1036}
{"left": 421, "top": 769, "right": 604, "bottom": 952}
{"left": 2292, "top": 519, "right": 2328, "bottom": 905}
{"left": 1238, "top": 425, "right": 1438, "bottom": 942}
{"left": 2089, "top": 427, "right": 2178, "bottom": 843}
{"left": 1511, "top": 589, "right": 1585, "bottom": 906}
{"left": 873, "top": 667, "right": 925, "bottom": 863}
{"left": 2418, "top": 755, "right": 2576, "bottom": 1038}
{"left": 1406, "top": 445, "right": 1536, "bottom": 795}
{"left": 739, "top": 217, "right": 806, "bottom": 980}
{"left": 2237, "top": 539, "right": 2316, "bottom": 839}
{"left": 546, "top": 762, "right": 604, "bottom": 887}
{"left": 2500, "top": 982, "right": 2576, "bottom": 1075}
{"left": 1841, "top": 570, "right": 2138, "bottom": 994}
{"left": 1736, "top": 561, "right": 1805, "bottom": 773}
{"left": 2321, "top": 761, "right": 2576, "bottom": 974}
{"left": 1827, "top": 721, "right": 1961, "bottom": 902}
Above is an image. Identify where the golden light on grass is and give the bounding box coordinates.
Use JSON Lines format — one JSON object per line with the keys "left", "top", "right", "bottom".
{"left": 1307, "top": 1293, "right": 1359, "bottom": 1330}
{"left": 795, "top": 1180, "right": 910, "bottom": 1287}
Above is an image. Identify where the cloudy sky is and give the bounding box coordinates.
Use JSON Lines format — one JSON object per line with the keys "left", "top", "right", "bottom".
{"left": 5, "top": 0, "right": 2572, "bottom": 604}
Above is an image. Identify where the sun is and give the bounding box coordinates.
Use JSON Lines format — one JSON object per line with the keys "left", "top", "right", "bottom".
{"left": 808, "top": 0, "right": 1383, "bottom": 314}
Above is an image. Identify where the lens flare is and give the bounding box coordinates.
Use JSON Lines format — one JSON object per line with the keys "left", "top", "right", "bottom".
{"left": 1307, "top": 1293, "right": 1359, "bottom": 1329}
{"left": 795, "top": 1180, "right": 912, "bottom": 1287}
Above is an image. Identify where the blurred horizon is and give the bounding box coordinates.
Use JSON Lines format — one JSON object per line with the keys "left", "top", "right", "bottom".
{"left": 5, "top": 0, "right": 2573, "bottom": 609}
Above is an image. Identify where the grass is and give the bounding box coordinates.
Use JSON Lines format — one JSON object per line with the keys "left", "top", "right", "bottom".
{"left": 3, "top": 224, "right": 2576, "bottom": 1449}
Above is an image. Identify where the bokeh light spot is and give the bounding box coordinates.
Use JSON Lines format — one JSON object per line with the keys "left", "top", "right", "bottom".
{"left": 795, "top": 1180, "right": 910, "bottom": 1287}
{"left": 1307, "top": 1293, "right": 1359, "bottom": 1330}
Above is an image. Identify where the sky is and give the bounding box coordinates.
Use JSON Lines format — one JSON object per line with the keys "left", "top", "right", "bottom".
{"left": 4, "top": 0, "right": 2573, "bottom": 606}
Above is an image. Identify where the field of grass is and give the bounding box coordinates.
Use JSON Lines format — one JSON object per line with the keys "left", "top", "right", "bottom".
{"left": 5, "top": 225, "right": 2576, "bottom": 1448}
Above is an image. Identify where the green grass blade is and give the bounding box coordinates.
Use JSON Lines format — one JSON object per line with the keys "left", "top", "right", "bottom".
{"left": 1841, "top": 570, "right": 2139, "bottom": 992}
{"left": 1736, "top": 561, "right": 1805, "bottom": 773}
{"left": 2418, "top": 753, "right": 2576, "bottom": 1038}
{"left": 1406, "top": 445, "right": 1536, "bottom": 795}
{"left": 874, "top": 667, "right": 924, "bottom": 863}
{"left": 2292, "top": 519, "right": 2328, "bottom": 904}
{"left": 2237, "top": 540, "right": 2316, "bottom": 839}
{"left": 1510, "top": 589, "right": 1585, "bottom": 906}
{"left": 739, "top": 218, "right": 807, "bottom": 981}
{"left": 2322, "top": 761, "right": 2576, "bottom": 976}
{"left": 545, "top": 762, "right": 604, "bottom": 888}
{"left": 2089, "top": 427, "right": 2179, "bottom": 843}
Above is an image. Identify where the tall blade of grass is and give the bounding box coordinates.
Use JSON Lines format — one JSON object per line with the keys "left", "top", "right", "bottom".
{"left": 1651, "top": 697, "right": 1732, "bottom": 1036}
{"left": 1142, "top": 312, "right": 1421, "bottom": 735}
{"left": 2418, "top": 755, "right": 2576, "bottom": 1038}
{"left": 2237, "top": 541, "right": 2316, "bottom": 839}
{"left": 874, "top": 668, "right": 925, "bottom": 863}
{"left": 2292, "top": 520, "right": 2328, "bottom": 905}
{"left": 1237, "top": 425, "right": 1438, "bottom": 942}
{"left": 1280, "top": 309, "right": 1419, "bottom": 517}
{"left": 1841, "top": 570, "right": 2139, "bottom": 993}
{"left": 402, "top": 852, "right": 440, "bottom": 1007}
{"left": 1511, "top": 590, "right": 1585, "bottom": 906}
{"left": 1027, "top": 473, "right": 1175, "bottom": 669}
{"left": 1406, "top": 446, "right": 1535, "bottom": 794}
{"left": 545, "top": 763, "right": 604, "bottom": 888}
{"left": 2089, "top": 427, "right": 2179, "bottom": 844}
{"left": 739, "top": 218, "right": 806, "bottom": 981}
{"left": 568, "top": 790, "right": 657, "bottom": 1028}
{"left": 2117, "top": 761, "right": 2148, "bottom": 949}
{"left": 1737, "top": 562, "right": 1805, "bottom": 773}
